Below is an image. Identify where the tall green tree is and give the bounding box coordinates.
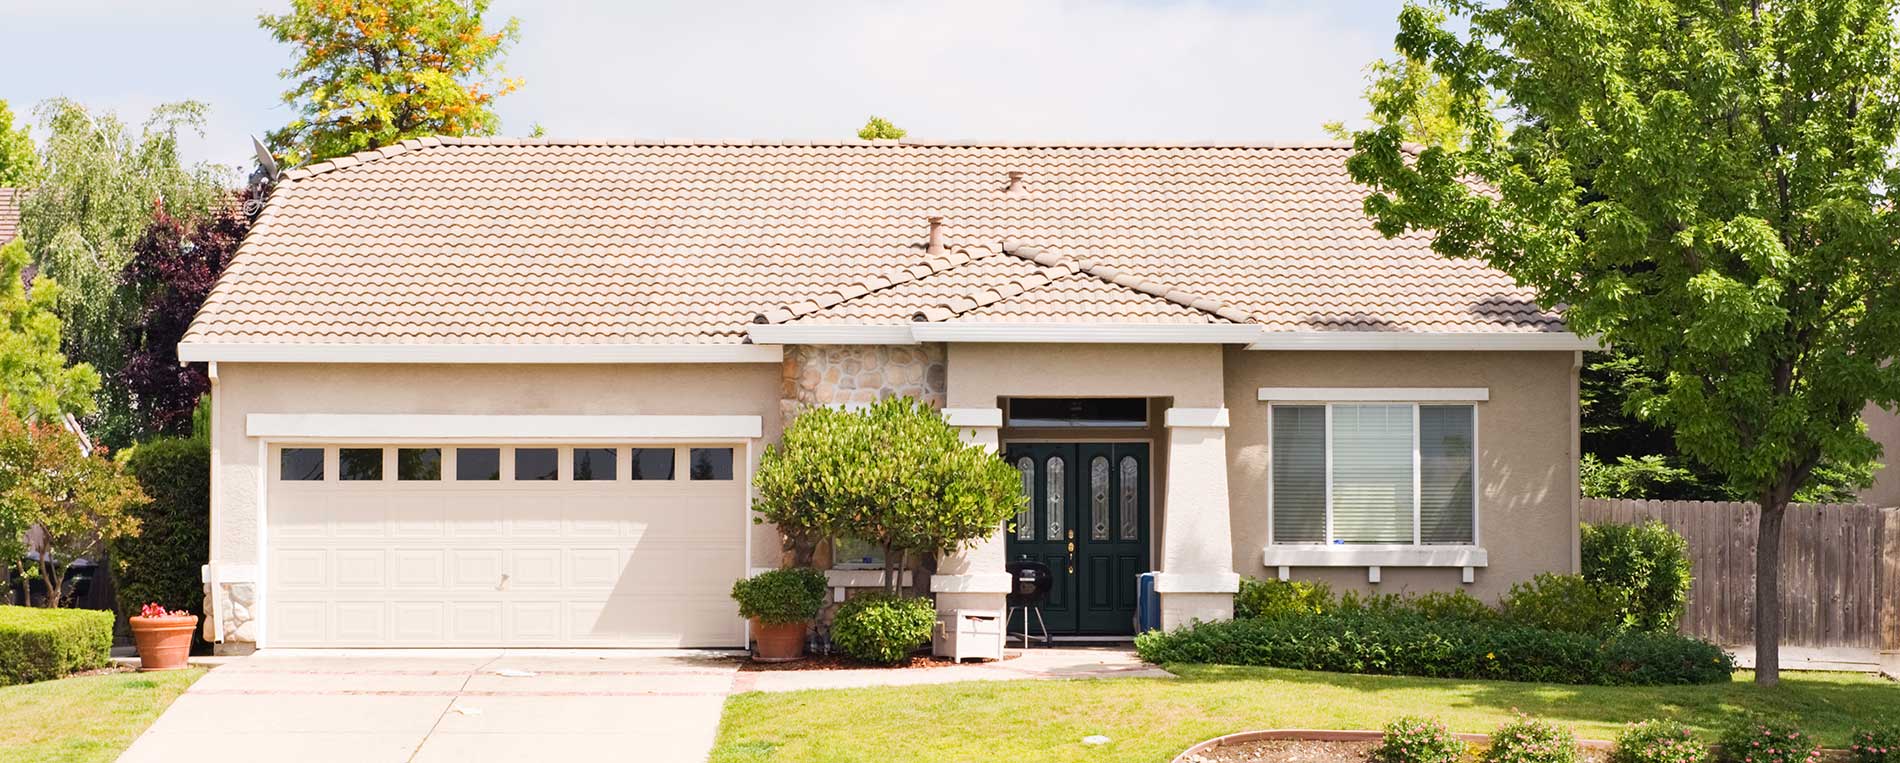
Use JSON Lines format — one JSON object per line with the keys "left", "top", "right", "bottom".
{"left": 856, "top": 116, "right": 906, "bottom": 141}
{"left": 0, "top": 239, "right": 98, "bottom": 421}
{"left": 260, "top": 0, "right": 523, "bottom": 166}
{"left": 0, "top": 100, "right": 38, "bottom": 187}
{"left": 18, "top": 99, "right": 230, "bottom": 448}
{"left": 1324, "top": 54, "right": 1486, "bottom": 151}
{"left": 1347, "top": 0, "right": 1900, "bottom": 685}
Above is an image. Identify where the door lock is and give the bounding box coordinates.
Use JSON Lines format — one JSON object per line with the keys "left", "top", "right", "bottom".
{"left": 1066, "top": 541, "right": 1076, "bottom": 554}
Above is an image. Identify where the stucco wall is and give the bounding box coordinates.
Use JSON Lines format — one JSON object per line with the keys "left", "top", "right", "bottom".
{"left": 1859, "top": 403, "right": 1900, "bottom": 507}
{"left": 1223, "top": 349, "right": 1580, "bottom": 602}
{"left": 945, "top": 343, "right": 1225, "bottom": 408}
{"left": 211, "top": 362, "right": 785, "bottom": 571}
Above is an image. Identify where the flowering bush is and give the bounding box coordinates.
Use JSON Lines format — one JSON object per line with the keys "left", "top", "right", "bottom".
{"left": 1486, "top": 714, "right": 1580, "bottom": 763}
{"left": 1612, "top": 720, "right": 1708, "bottom": 763}
{"left": 137, "top": 603, "right": 180, "bottom": 618}
{"left": 1717, "top": 718, "right": 1819, "bottom": 763}
{"left": 1850, "top": 724, "right": 1899, "bottom": 763}
{"left": 1373, "top": 716, "right": 1468, "bottom": 763}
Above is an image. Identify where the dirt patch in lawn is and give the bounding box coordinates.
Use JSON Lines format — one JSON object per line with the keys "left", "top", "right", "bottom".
{"left": 736, "top": 652, "right": 1019, "bottom": 671}
{"left": 1181, "top": 739, "right": 1612, "bottom": 763}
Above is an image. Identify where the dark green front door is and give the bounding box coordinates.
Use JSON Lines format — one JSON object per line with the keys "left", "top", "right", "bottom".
{"left": 1003, "top": 442, "right": 1151, "bottom": 635}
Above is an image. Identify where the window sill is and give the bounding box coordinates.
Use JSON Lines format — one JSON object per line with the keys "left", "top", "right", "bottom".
{"left": 824, "top": 569, "right": 910, "bottom": 588}
{"left": 1261, "top": 545, "right": 1486, "bottom": 583}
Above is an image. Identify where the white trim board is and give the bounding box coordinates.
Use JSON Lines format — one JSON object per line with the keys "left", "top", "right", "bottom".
{"left": 247, "top": 413, "right": 765, "bottom": 441}
{"left": 1261, "top": 545, "right": 1488, "bottom": 568}
{"left": 177, "top": 343, "right": 785, "bottom": 364}
{"left": 1247, "top": 332, "right": 1599, "bottom": 351}
{"left": 1257, "top": 387, "right": 1490, "bottom": 402}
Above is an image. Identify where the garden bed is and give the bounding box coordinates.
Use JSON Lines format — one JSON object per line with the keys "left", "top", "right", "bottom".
{"left": 1174, "top": 730, "right": 1612, "bottom": 763}
{"left": 736, "top": 651, "right": 1016, "bottom": 671}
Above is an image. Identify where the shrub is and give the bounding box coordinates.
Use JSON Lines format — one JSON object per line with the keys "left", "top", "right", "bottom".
{"left": 1613, "top": 720, "right": 1708, "bottom": 763}
{"left": 1132, "top": 609, "right": 1733, "bottom": 686}
{"left": 829, "top": 593, "right": 935, "bottom": 665}
{"left": 1501, "top": 573, "right": 1621, "bottom": 633}
{"left": 1487, "top": 715, "right": 1579, "bottom": 763}
{"left": 1717, "top": 718, "right": 1820, "bottom": 763}
{"left": 111, "top": 436, "right": 209, "bottom": 643}
{"left": 729, "top": 567, "right": 827, "bottom": 625}
{"left": 1850, "top": 723, "right": 1900, "bottom": 763}
{"left": 1407, "top": 590, "right": 1501, "bottom": 623}
{"left": 1582, "top": 520, "right": 1693, "bottom": 633}
{"left": 1374, "top": 716, "right": 1468, "bottom": 763}
{"left": 1235, "top": 577, "right": 1334, "bottom": 618}
{"left": 0, "top": 605, "right": 112, "bottom": 685}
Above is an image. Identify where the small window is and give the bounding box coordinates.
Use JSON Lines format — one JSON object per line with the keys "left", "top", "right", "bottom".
{"left": 281, "top": 448, "right": 324, "bottom": 481}
{"left": 456, "top": 448, "right": 501, "bottom": 481}
{"left": 398, "top": 448, "right": 441, "bottom": 481}
{"left": 339, "top": 448, "right": 383, "bottom": 481}
{"left": 630, "top": 448, "right": 676, "bottom": 480}
{"left": 573, "top": 448, "right": 617, "bottom": 481}
{"left": 832, "top": 537, "right": 884, "bottom": 570}
{"left": 690, "top": 448, "right": 733, "bottom": 480}
{"left": 1007, "top": 398, "right": 1148, "bottom": 428}
{"left": 515, "top": 448, "right": 559, "bottom": 481}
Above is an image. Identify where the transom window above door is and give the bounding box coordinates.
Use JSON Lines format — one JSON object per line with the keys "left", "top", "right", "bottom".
{"left": 1005, "top": 398, "right": 1148, "bottom": 428}
{"left": 1270, "top": 403, "right": 1477, "bottom": 546}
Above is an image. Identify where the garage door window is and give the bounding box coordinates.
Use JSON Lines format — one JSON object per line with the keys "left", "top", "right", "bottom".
{"left": 398, "top": 448, "right": 441, "bottom": 481}
{"left": 690, "top": 448, "right": 734, "bottom": 480}
{"left": 456, "top": 448, "right": 501, "bottom": 481}
{"left": 630, "top": 448, "right": 675, "bottom": 480}
{"left": 339, "top": 448, "right": 383, "bottom": 481}
{"left": 573, "top": 448, "right": 616, "bottom": 480}
{"left": 515, "top": 448, "right": 559, "bottom": 481}
{"left": 281, "top": 448, "right": 324, "bottom": 480}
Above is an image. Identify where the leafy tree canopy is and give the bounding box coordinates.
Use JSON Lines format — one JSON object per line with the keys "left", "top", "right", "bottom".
{"left": 0, "top": 406, "right": 145, "bottom": 608}
{"left": 122, "top": 198, "right": 250, "bottom": 439}
{"left": 0, "top": 240, "right": 98, "bottom": 422}
{"left": 17, "top": 99, "right": 230, "bottom": 448}
{"left": 1324, "top": 53, "right": 1489, "bottom": 151}
{"left": 1347, "top": 0, "right": 1900, "bottom": 684}
{"left": 260, "top": 0, "right": 523, "bottom": 165}
{"left": 0, "top": 100, "right": 37, "bottom": 187}
{"left": 857, "top": 116, "right": 906, "bottom": 141}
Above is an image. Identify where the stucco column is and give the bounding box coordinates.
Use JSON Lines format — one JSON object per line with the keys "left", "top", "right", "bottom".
{"left": 1155, "top": 407, "right": 1240, "bottom": 628}
{"left": 932, "top": 407, "right": 1011, "bottom": 615}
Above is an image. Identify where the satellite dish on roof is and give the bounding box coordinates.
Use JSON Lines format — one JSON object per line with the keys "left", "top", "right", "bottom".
{"left": 252, "top": 136, "right": 280, "bottom": 182}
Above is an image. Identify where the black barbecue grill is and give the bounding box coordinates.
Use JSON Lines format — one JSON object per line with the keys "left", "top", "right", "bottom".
{"left": 1005, "top": 560, "right": 1052, "bottom": 647}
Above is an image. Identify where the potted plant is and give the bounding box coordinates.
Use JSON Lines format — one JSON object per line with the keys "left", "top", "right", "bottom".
{"left": 129, "top": 603, "right": 197, "bottom": 671}
{"left": 731, "top": 567, "right": 827, "bottom": 662}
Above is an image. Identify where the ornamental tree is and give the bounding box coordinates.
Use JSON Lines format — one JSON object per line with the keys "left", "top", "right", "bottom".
{"left": 856, "top": 116, "right": 907, "bottom": 141}
{"left": 0, "top": 99, "right": 37, "bottom": 187}
{"left": 260, "top": 0, "right": 523, "bottom": 166}
{"left": 0, "top": 239, "right": 98, "bottom": 421}
{"left": 752, "top": 404, "right": 877, "bottom": 568}
{"left": 122, "top": 197, "right": 251, "bottom": 438}
{"left": 1346, "top": 0, "right": 1900, "bottom": 684}
{"left": 0, "top": 406, "right": 145, "bottom": 608}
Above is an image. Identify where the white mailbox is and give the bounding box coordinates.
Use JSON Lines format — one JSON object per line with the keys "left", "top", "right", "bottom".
{"left": 933, "top": 608, "right": 1004, "bottom": 662}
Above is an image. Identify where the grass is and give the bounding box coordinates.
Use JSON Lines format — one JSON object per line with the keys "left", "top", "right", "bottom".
{"left": 710, "top": 666, "right": 1900, "bottom": 763}
{"left": 0, "top": 668, "right": 203, "bottom": 763}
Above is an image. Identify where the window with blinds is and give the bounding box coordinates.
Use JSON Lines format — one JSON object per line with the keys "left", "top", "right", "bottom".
{"left": 1269, "top": 403, "right": 1477, "bottom": 546}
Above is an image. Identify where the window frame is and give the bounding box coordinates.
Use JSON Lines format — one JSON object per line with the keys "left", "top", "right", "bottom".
{"left": 1267, "top": 401, "right": 1481, "bottom": 549}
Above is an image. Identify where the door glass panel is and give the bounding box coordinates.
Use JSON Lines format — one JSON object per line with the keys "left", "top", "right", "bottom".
{"left": 339, "top": 448, "right": 383, "bottom": 481}
{"left": 1045, "top": 456, "right": 1065, "bottom": 540}
{"left": 1119, "top": 455, "right": 1140, "bottom": 540}
{"left": 514, "top": 448, "right": 559, "bottom": 481}
{"left": 1089, "top": 456, "right": 1110, "bottom": 541}
{"left": 630, "top": 448, "right": 676, "bottom": 480}
{"left": 397, "top": 448, "right": 441, "bottom": 481}
{"left": 690, "top": 448, "right": 734, "bottom": 480}
{"left": 456, "top": 448, "right": 501, "bottom": 481}
{"left": 573, "top": 448, "right": 616, "bottom": 481}
{"left": 281, "top": 448, "right": 323, "bottom": 481}
{"left": 1014, "top": 457, "right": 1034, "bottom": 541}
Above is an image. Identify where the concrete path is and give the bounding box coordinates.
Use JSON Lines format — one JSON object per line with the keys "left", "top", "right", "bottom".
{"left": 118, "top": 646, "right": 1164, "bottom": 763}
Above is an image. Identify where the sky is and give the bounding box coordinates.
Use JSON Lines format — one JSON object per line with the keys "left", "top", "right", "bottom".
{"left": 0, "top": 0, "right": 1406, "bottom": 171}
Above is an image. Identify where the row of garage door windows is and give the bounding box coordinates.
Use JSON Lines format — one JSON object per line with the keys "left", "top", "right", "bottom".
{"left": 278, "top": 446, "right": 736, "bottom": 482}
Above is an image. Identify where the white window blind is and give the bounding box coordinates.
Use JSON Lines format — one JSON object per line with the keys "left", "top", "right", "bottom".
{"left": 1329, "top": 404, "right": 1415, "bottom": 544}
{"left": 1270, "top": 405, "right": 1326, "bottom": 543}
{"left": 1270, "top": 402, "right": 1476, "bottom": 546}
{"left": 1419, "top": 405, "right": 1476, "bottom": 544}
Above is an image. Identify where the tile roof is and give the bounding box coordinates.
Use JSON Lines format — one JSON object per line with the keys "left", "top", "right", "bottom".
{"left": 184, "top": 138, "right": 1564, "bottom": 347}
{"left": 0, "top": 189, "right": 19, "bottom": 246}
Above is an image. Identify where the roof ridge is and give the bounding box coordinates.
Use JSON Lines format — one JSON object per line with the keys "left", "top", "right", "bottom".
{"left": 910, "top": 252, "right": 1081, "bottom": 323}
{"left": 987, "top": 241, "right": 1258, "bottom": 325}
{"left": 752, "top": 244, "right": 990, "bottom": 325}
{"left": 280, "top": 137, "right": 453, "bottom": 181}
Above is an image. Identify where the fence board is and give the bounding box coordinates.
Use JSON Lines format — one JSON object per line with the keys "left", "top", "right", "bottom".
{"left": 1579, "top": 498, "right": 1890, "bottom": 653}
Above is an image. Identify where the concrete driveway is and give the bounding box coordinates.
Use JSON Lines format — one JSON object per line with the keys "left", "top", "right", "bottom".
{"left": 118, "top": 649, "right": 742, "bottom": 763}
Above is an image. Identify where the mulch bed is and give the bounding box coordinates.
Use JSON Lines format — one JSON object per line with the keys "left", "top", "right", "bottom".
{"left": 1181, "top": 739, "right": 1612, "bottom": 763}
{"left": 735, "top": 651, "right": 1018, "bottom": 672}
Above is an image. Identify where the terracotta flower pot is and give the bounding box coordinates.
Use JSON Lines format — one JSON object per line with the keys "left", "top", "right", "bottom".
{"left": 129, "top": 614, "right": 199, "bottom": 672}
{"left": 751, "top": 618, "right": 808, "bottom": 662}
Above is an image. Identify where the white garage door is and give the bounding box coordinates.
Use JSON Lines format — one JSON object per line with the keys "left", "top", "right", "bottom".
{"left": 264, "top": 444, "right": 747, "bottom": 647}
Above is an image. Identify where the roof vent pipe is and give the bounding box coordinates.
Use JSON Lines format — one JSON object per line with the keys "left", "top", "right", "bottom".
{"left": 1005, "top": 170, "right": 1027, "bottom": 195}
{"left": 926, "top": 216, "right": 945, "bottom": 255}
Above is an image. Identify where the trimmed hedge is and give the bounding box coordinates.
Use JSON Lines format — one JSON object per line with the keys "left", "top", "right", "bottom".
{"left": 730, "top": 567, "right": 827, "bottom": 625}
{"left": 1133, "top": 609, "right": 1734, "bottom": 686}
{"left": 1583, "top": 520, "right": 1694, "bottom": 633}
{"left": 829, "top": 593, "right": 935, "bottom": 665}
{"left": 110, "top": 437, "right": 209, "bottom": 646}
{"left": 0, "top": 605, "right": 113, "bottom": 685}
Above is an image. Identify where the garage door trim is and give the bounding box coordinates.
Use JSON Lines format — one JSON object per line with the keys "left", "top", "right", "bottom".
{"left": 248, "top": 413, "right": 763, "bottom": 441}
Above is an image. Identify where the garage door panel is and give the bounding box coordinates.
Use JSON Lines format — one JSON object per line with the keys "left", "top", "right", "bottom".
{"left": 508, "top": 549, "right": 563, "bottom": 588}
{"left": 392, "top": 602, "right": 446, "bottom": 642}
{"left": 450, "top": 549, "right": 504, "bottom": 589}
{"left": 391, "top": 549, "right": 446, "bottom": 589}
{"left": 334, "top": 602, "right": 387, "bottom": 641}
{"left": 332, "top": 550, "right": 387, "bottom": 588}
{"left": 566, "top": 548, "right": 624, "bottom": 588}
{"left": 450, "top": 603, "right": 503, "bottom": 642}
{"left": 449, "top": 503, "right": 505, "bottom": 537}
{"left": 388, "top": 496, "right": 447, "bottom": 538}
{"left": 508, "top": 602, "right": 561, "bottom": 641}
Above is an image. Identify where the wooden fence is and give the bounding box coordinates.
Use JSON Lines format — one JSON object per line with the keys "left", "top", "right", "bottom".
{"left": 1579, "top": 499, "right": 1898, "bottom": 669}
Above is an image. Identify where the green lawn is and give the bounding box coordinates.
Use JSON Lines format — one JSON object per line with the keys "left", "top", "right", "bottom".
{"left": 711, "top": 667, "right": 1900, "bottom": 763}
{"left": 0, "top": 668, "right": 203, "bottom": 763}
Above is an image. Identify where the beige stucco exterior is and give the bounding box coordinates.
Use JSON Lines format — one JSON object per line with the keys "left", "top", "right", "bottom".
{"left": 1858, "top": 403, "right": 1900, "bottom": 507}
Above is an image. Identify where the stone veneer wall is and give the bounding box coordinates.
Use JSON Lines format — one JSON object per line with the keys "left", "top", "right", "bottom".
{"left": 779, "top": 344, "right": 947, "bottom": 419}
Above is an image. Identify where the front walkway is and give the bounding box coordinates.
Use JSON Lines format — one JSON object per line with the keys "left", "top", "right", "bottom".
{"left": 117, "top": 646, "right": 1162, "bottom": 763}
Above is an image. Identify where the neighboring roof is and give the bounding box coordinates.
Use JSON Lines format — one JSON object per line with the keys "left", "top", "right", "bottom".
{"left": 0, "top": 188, "right": 19, "bottom": 245}
{"left": 182, "top": 138, "right": 1567, "bottom": 349}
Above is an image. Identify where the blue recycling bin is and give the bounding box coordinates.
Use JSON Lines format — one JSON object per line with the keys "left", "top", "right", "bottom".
{"left": 1134, "top": 572, "right": 1162, "bottom": 633}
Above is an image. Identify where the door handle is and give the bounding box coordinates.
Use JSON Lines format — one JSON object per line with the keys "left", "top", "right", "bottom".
{"left": 1066, "top": 541, "right": 1076, "bottom": 554}
{"left": 497, "top": 573, "right": 510, "bottom": 591}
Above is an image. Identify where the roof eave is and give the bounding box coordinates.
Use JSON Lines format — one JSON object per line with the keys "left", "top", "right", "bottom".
{"left": 1245, "top": 331, "right": 1601, "bottom": 351}
{"left": 175, "top": 342, "right": 786, "bottom": 364}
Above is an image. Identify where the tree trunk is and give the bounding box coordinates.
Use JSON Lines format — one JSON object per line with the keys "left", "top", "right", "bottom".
{"left": 1754, "top": 494, "right": 1787, "bottom": 686}
{"left": 881, "top": 542, "right": 898, "bottom": 596}
{"left": 785, "top": 534, "right": 816, "bottom": 568}
{"left": 39, "top": 560, "right": 63, "bottom": 609}
{"left": 909, "top": 552, "right": 938, "bottom": 599}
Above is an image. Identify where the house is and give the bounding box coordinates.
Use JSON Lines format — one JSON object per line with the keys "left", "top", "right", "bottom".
{"left": 0, "top": 188, "right": 18, "bottom": 246}
{"left": 178, "top": 138, "right": 1592, "bottom": 653}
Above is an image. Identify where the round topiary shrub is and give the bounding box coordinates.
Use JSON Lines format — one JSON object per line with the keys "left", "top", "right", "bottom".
{"left": 730, "top": 567, "right": 828, "bottom": 625}
{"left": 1612, "top": 720, "right": 1708, "bottom": 763}
{"left": 1718, "top": 718, "right": 1820, "bottom": 763}
{"left": 1374, "top": 716, "right": 1468, "bottom": 763}
{"left": 829, "top": 593, "right": 935, "bottom": 665}
{"left": 1486, "top": 714, "right": 1580, "bottom": 763}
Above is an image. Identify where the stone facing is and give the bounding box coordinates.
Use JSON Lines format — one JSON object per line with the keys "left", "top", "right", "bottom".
{"left": 780, "top": 344, "right": 947, "bottom": 419}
